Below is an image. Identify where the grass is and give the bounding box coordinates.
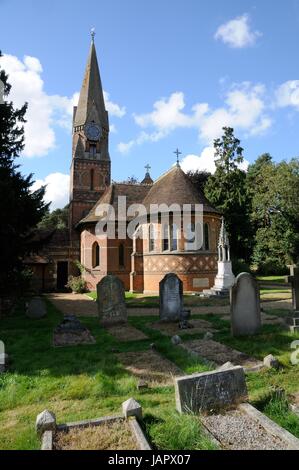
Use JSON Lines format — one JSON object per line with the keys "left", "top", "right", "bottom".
{"left": 257, "top": 276, "right": 287, "bottom": 283}
{"left": 0, "top": 298, "right": 298, "bottom": 449}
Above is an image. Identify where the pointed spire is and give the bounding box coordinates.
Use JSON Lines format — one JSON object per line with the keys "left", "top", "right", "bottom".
{"left": 74, "top": 36, "right": 108, "bottom": 129}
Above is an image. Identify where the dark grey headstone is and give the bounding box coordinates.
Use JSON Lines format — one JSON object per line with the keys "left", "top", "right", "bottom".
{"left": 230, "top": 273, "right": 261, "bottom": 336}
{"left": 175, "top": 366, "right": 248, "bottom": 413}
{"left": 288, "top": 265, "right": 299, "bottom": 312}
{"left": 97, "top": 275, "right": 127, "bottom": 326}
{"left": 159, "top": 273, "right": 183, "bottom": 322}
{"left": 26, "top": 296, "right": 47, "bottom": 319}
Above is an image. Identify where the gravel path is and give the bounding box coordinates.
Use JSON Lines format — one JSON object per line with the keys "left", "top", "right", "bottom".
{"left": 202, "top": 409, "right": 288, "bottom": 450}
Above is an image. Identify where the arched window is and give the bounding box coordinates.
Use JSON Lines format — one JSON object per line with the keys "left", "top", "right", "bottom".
{"left": 90, "top": 169, "right": 94, "bottom": 190}
{"left": 162, "top": 224, "right": 169, "bottom": 251}
{"left": 119, "top": 243, "right": 125, "bottom": 267}
{"left": 92, "top": 242, "right": 100, "bottom": 268}
{"left": 149, "top": 224, "right": 155, "bottom": 252}
{"left": 170, "top": 223, "right": 178, "bottom": 251}
{"left": 204, "top": 223, "right": 210, "bottom": 251}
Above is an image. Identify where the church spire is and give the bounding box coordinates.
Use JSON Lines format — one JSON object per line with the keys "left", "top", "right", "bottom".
{"left": 73, "top": 33, "right": 108, "bottom": 130}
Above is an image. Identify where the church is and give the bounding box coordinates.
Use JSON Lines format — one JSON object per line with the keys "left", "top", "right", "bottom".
{"left": 26, "top": 36, "right": 222, "bottom": 294}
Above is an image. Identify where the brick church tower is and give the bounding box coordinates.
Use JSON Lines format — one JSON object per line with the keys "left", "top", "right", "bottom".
{"left": 69, "top": 33, "right": 111, "bottom": 242}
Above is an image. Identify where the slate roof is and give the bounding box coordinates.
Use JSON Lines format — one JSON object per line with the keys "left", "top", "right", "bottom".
{"left": 142, "top": 165, "right": 220, "bottom": 214}
{"left": 79, "top": 165, "right": 220, "bottom": 226}
{"left": 78, "top": 183, "right": 151, "bottom": 224}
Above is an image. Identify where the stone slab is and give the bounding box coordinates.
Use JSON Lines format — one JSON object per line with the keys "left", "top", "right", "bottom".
{"left": 231, "top": 273, "right": 261, "bottom": 336}
{"left": 175, "top": 366, "right": 248, "bottom": 413}
{"left": 117, "top": 350, "right": 183, "bottom": 386}
{"left": 105, "top": 325, "right": 148, "bottom": 342}
{"left": 179, "top": 339, "right": 263, "bottom": 371}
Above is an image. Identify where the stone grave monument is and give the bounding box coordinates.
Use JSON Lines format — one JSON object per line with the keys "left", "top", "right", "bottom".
{"left": 175, "top": 366, "right": 248, "bottom": 413}
{"left": 231, "top": 272, "right": 261, "bottom": 336}
{"left": 97, "top": 275, "right": 127, "bottom": 326}
{"left": 203, "top": 217, "right": 235, "bottom": 297}
{"left": 287, "top": 265, "right": 299, "bottom": 333}
{"left": 159, "top": 273, "right": 183, "bottom": 322}
{"left": 26, "top": 296, "right": 47, "bottom": 319}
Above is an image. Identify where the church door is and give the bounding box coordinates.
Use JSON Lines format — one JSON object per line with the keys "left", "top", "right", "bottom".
{"left": 56, "top": 261, "right": 69, "bottom": 291}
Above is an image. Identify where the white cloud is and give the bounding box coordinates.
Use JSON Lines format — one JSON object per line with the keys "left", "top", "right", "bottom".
{"left": 103, "top": 91, "right": 126, "bottom": 117}
{"left": 31, "top": 172, "right": 70, "bottom": 210}
{"left": 118, "top": 83, "right": 271, "bottom": 153}
{"left": 215, "top": 14, "right": 262, "bottom": 48}
{"left": 0, "top": 54, "right": 55, "bottom": 157}
{"left": 275, "top": 80, "right": 299, "bottom": 109}
{"left": 0, "top": 54, "right": 126, "bottom": 157}
{"left": 181, "top": 146, "right": 249, "bottom": 174}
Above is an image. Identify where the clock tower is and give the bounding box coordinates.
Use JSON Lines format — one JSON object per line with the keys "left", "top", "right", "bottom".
{"left": 69, "top": 33, "right": 111, "bottom": 236}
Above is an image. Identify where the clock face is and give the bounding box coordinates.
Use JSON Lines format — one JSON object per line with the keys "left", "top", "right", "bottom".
{"left": 85, "top": 123, "right": 102, "bottom": 141}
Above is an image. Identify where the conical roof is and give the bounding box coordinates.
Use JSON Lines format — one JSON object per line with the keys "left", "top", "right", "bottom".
{"left": 74, "top": 41, "right": 107, "bottom": 128}
{"left": 142, "top": 165, "right": 220, "bottom": 213}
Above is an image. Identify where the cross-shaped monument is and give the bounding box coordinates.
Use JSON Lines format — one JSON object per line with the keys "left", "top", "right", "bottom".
{"left": 145, "top": 164, "right": 151, "bottom": 174}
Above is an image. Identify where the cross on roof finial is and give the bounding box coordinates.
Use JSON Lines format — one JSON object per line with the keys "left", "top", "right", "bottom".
{"left": 174, "top": 148, "right": 182, "bottom": 166}
{"left": 145, "top": 163, "right": 151, "bottom": 174}
{"left": 91, "top": 27, "right": 96, "bottom": 42}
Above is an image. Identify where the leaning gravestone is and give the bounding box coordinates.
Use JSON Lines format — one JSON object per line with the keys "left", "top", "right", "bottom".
{"left": 175, "top": 366, "right": 248, "bottom": 413}
{"left": 26, "top": 296, "right": 47, "bottom": 319}
{"left": 97, "top": 275, "right": 127, "bottom": 326}
{"left": 159, "top": 273, "right": 183, "bottom": 322}
{"left": 231, "top": 273, "right": 261, "bottom": 336}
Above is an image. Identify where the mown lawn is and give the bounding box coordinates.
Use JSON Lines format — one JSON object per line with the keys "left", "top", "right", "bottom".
{"left": 0, "top": 299, "right": 298, "bottom": 450}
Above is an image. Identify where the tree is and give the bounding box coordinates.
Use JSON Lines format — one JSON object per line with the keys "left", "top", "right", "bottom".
{"left": 0, "top": 56, "right": 48, "bottom": 298}
{"left": 247, "top": 155, "right": 299, "bottom": 272}
{"left": 38, "top": 205, "right": 69, "bottom": 231}
{"left": 186, "top": 170, "right": 211, "bottom": 193}
{"left": 204, "top": 127, "right": 252, "bottom": 260}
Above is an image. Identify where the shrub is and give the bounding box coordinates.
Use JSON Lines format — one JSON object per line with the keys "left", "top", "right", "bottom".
{"left": 256, "top": 258, "right": 288, "bottom": 276}
{"left": 231, "top": 258, "right": 251, "bottom": 275}
{"left": 66, "top": 275, "right": 87, "bottom": 294}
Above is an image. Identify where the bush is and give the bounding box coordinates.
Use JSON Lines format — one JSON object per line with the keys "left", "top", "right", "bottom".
{"left": 256, "top": 258, "right": 288, "bottom": 276}
{"left": 66, "top": 275, "right": 87, "bottom": 294}
{"left": 231, "top": 258, "right": 251, "bottom": 275}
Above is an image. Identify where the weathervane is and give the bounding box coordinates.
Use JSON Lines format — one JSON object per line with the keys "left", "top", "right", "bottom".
{"left": 91, "top": 27, "right": 96, "bottom": 42}
{"left": 174, "top": 148, "right": 182, "bottom": 166}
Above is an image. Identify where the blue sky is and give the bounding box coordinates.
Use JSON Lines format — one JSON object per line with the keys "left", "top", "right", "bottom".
{"left": 1, "top": 0, "right": 299, "bottom": 208}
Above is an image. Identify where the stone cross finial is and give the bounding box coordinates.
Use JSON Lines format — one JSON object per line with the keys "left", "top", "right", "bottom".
{"left": 91, "top": 27, "right": 96, "bottom": 42}
{"left": 174, "top": 148, "right": 182, "bottom": 166}
{"left": 145, "top": 164, "right": 151, "bottom": 174}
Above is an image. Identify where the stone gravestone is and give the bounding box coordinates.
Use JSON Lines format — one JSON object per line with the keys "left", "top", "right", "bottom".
{"left": 97, "top": 275, "right": 127, "bottom": 326}
{"left": 287, "top": 265, "right": 299, "bottom": 333}
{"left": 231, "top": 273, "right": 261, "bottom": 337}
{"left": 26, "top": 296, "right": 47, "bottom": 319}
{"left": 159, "top": 273, "right": 183, "bottom": 322}
{"left": 175, "top": 366, "right": 248, "bottom": 413}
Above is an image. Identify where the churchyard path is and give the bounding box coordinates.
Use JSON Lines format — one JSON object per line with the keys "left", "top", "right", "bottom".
{"left": 45, "top": 293, "right": 292, "bottom": 318}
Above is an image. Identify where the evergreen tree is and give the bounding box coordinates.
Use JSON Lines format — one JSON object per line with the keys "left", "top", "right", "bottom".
{"left": 247, "top": 155, "right": 299, "bottom": 273}
{"left": 186, "top": 170, "right": 211, "bottom": 193}
{"left": 38, "top": 205, "right": 69, "bottom": 231}
{"left": 0, "top": 56, "right": 48, "bottom": 297}
{"left": 204, "top": 127, "right": 252, "bottom": 260}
